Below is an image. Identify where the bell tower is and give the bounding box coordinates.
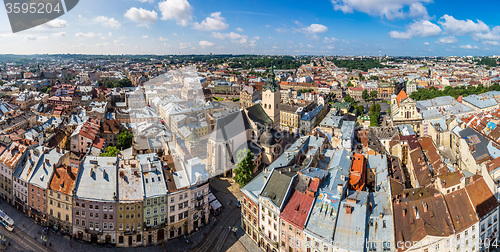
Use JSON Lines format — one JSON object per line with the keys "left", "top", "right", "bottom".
{"left": 262, "top": 67, "right": 280, "bottom": 126}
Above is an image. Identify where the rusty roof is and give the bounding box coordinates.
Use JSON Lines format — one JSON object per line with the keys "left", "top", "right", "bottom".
{"left": 409, "top": 148, "right": 433, "bottom": 188}
{"left": 280, "top": 190, "right": 314, "bottom": 230}
{"left": 49, "top": 165, "right": 79, "bottom": 195}
{"left": 0, "top": 142, "right": 28, "bottom": 169}
{"left": 444, "top": 188, "right": 479, "bottom": 232}
{"left": 394, "top": 192, "right": 454, "bottom": 250}
{"left": 465, "top": 176, "right": 498, "bottom": 218}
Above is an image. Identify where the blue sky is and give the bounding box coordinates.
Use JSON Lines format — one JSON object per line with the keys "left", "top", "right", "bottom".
{"left": 0, "top": 0, "right": 499, "bottom": 56}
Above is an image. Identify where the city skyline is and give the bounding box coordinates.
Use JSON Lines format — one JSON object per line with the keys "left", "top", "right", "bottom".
{"left": 0, "top": 0, "right": 500, "bottom": 56}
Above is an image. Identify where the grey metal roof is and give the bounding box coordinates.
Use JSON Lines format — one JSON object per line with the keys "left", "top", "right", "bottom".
{"left": 138, "top": 153, "right": 167, "bottom": 198}
{"left": 367, "top": 191, "right": 394, "bottom": 251}
{"left": 75, "top": 156, "right": 118, "bottom": 202}
{"left": 333, "top": 191, "right": 369, "bottom": 252}
{"left": 29, "top": 148, "right": 64, "bottom": 189}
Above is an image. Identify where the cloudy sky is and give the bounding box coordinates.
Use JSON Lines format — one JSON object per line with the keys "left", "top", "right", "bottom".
{"left": 0, "top": 0, "right": 499, "bottom": 56}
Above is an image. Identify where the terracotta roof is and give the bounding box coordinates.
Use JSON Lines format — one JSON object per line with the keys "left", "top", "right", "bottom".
{"left": 396, "top": 90, "right": 408, "bottom": 107}
{"left": 436, "top": 171, "right": 463, "bottom": 189}
{"left": 78, "top": 120, "right": 100, "bottom": 141}
{"left": 418, "top": 137, "right": 447, "bottom": 175}
{"left": 349, "top": 153, "right": 366, "bottom": 191}
{"left": 465, "top": 176, "right": 498, "bottom": 218}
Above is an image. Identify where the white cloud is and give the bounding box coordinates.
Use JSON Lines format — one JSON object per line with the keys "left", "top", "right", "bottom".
{"left": 38, "top": 19, "right": 68, "bottom": 29}
{"left": 473, "top": 26, "right": 500, "bottom": 41}
{"left": 199, "top": 40, "right": 214, "bottom": 47}
{"left": 179, "top": 42, "right": 191, "bottom": 49}
{"left": 484, "top": 41, "right": 499, "bottom": 46}
{"left": 460, "top": 44, "right": 478, "bottom": 49}
{"left": 211, "top": 32, "right": 257, "bottom": 47}
{"left": 324, "top": 37, "right": 338, "bottom": 43}
{"left": 141, "top": 35, "right": 149, "bottom": 39}
{"left": 25, "top": 35, "right": 49, "bottom": 40}
{"left": 52, "top": 32, "right": 66, "bottom": 37}
{"left": 424, "top": 42, "right": 429, "bottom": 45}
{"left": 389, "top": 20, "right": 441, "bottom": 39}
{"left": 75, "top": 32, "right": 97, "bottom": 38}
{"left": 327, "top": 45, "right": 335, "bottom": 50}
{"left": 93, "top": 16, "right": 122, "bottom": 29}
{"left": 124, "top": 7, "right": 158, "bottom": 25}
{"left": 159, "top": 37, "right": 169, "bottom": 41}
{"left": 158, "top": 0, "right": 193, "bottom": 26}
{"left": 193, "top": 12, "right": 228, "bottom": 31}
{"left": 236, "top": 27, "right": 244, "bottom": 32}
{"left": 437, "top": 36, "right": 458, "bottom": 44}
{"left": 439, "top": 15, "right": 489, "bottom": 35}
{"left": 136, "top": 0, "right": 155, "bottom": 2}
{"left": 330, "top": 0, "right": 431, "bottom": 19}
{"left": 304, "top": 24, "right": 328, "bottom": 34}
{"left": 307, "top": 44, "right": 314, "bottom": 48}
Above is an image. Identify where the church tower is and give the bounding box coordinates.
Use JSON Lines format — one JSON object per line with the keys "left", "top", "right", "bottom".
{"left": 262, "top": 67, "right": 280, "bottom": 126}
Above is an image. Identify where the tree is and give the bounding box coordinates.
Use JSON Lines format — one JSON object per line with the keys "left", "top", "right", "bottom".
{"left": 117, "top": 130, "right": 134, "bottom": 149}
{"left": 233, "top": 149, "right": 255, "bottom": 187}
{"left": 347, "top": 81, "right": 354, "bottom": 87}
{"left": 362, "top": 90, "right": 369, "bottom": 101}
{"left": 100, "top": 146, "right": 121, "bottom": 157}
{"left": 370, "top": 91, "right": 378, "bottom": 101}
{"left": 344, "top": 94, "right": 355, "bottom": 104}
{"left": 355, "top": 105, "right": 364, "bottom": 115}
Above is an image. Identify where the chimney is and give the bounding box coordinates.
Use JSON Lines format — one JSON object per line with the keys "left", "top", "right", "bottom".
{"left": 337, "top": 184, "right": 343, "bottom": 192}
{"left": 66, "top": 166, "right": 71, "bottom": 174}
{"left": 403, "top": 208, "right": 407, "bottom": 217}
{"left": 379, "top": 213, "right": 383, "bottom": 219}
{"left": 103, "top": 169, "right": 106, "bottom": 178}
{"left": 423, "top": 202, "right": 428, "bottom": 212}
{"left": 345, "top": 205, "right": 352, "bottom": 214}
{"left": 56, "top": 146, "right": 60, "bottom": 153}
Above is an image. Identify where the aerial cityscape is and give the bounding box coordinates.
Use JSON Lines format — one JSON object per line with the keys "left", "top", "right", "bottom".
{"left": 0, "top": 0, "right": 500, "bottom": 252}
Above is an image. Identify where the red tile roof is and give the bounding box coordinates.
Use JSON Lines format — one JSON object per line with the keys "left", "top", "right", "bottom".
{"left": 279, "top": 190, "right": 314, "bottom": 229}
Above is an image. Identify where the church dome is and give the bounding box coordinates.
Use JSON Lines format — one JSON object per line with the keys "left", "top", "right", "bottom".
{"left": 259, "top": 128, "right": 278, "bottom": 147}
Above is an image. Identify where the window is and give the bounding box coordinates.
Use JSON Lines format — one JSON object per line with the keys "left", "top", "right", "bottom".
{"left": 119, "top": 206, "right": 123, "bottom": 211}
{"left": 95, "top": 223, "right": 99, "bottom": 230}
{"left": 180, "top": 194, "right": 183, "bottom": 200}
{"left": 76, "top": 219, "right": 80, "bottom": 225}
{"left": 178, "top": 213, "right": 183, "bottom": 220}
{"left": 76, "top": 202, "right": 79, "bottom": 207}
{"left": 170, "top": 197, "right": 174, "bottom": 203}
{"left": 89, "top": 205, "right": 93, "bottom": 210}
{"left": 95, "top": 213, "right": 99, "bottom": 218}
{"left": 82, "top": 220, "right": 85, "bottom": 226}
{"left": 119, "top": 214, "right": 123, "bottom": 219}
{"left": 138, "top": 222, "right": 141, "bottom": 229}
{"left": 95, "top": 205, "right": 99, "bottom": 210}
{"left": 82, "top": 211, "right": 86, "bottom": 217}
{"left": 109, "top": 206, "right": 113, "bottom": 211}
{"left": 146, "top": 209, "right": 150, "bottom": 216}
{"left": 119, "top": 223, "right": 123, "bottom": 230}
{"left": 154, "top": 208, "right": 157, "bottom": 214}
{"left": 109, "top": 214, "right": 113, "bottom": 220}
{"left": 90, "top": 213, "right": 93, "bottom": 218}
{"left": 161, "top": 206, "right": 165, "bottom": 213}
{"left": 109, "top": 223, "right": 113, "bottom": 230}
{"left": 184, "top": 201, "right": 188, "bottom": 208}
{"left": 170, "top": 216, "right": 175, "bottom": 223}
{"left": 126, "top": 214, "right": 129, "bottom": 219}
{"left": 103, "top": 223, "right": 107, "bottom": 230}
{"left": 76, "top": 210, "right": 80, "bottom": 216}
{"left": 179, "top": 203, "right": 183, "bottom": 210}
{"left": 170, "top": 206, "right": 175, "bottom": 212}
{"left": 104, "top": 214, "right": 107, "bottom": 219}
